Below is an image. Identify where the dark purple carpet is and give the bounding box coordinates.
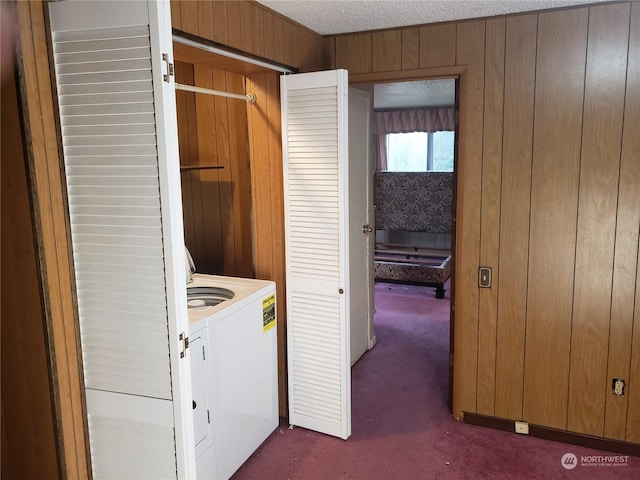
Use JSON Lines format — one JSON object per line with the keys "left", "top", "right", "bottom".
{"left": 233, "top": 281, "right": 639, "bottom": 479}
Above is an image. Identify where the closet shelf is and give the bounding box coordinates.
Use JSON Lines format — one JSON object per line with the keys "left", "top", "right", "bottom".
{"left": 180, "top": 165, "right": 224, "bottom": 171}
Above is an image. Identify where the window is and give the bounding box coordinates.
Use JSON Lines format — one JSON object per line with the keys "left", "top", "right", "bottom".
{"left": 385, "top": 131, "right": 454, "bottom": 172}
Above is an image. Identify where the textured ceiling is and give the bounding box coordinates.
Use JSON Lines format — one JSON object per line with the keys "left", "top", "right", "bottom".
{"left": 374, "top": 79, "right": 455, "bottom": 109}
{"left": 257, "top": 0, "right": 610, "bottom": 35}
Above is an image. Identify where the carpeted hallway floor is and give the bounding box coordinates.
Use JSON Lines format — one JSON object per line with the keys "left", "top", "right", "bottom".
{"left": 233, "top": 281, "right": 639, "bottom": 480}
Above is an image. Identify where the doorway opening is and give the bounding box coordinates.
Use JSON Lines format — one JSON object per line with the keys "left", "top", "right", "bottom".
{"left": 355, "top": 77, "right": 458, "bottom": 412}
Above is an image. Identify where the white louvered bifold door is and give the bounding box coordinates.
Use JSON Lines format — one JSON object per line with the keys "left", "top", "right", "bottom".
{"left": 49, "top": 1, "right": 195, "bottom": 478}
{"left": 281, "top": 70, "right": 351, "bottom": 440}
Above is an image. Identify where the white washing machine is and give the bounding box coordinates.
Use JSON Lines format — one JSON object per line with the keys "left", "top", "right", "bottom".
{"left": 187, "top": 274, "right": 278, "bottom": 480}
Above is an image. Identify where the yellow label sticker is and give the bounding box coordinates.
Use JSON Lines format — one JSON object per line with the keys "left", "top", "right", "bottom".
{"left": 262, "top": 294, "right": 276, "bottom": 333}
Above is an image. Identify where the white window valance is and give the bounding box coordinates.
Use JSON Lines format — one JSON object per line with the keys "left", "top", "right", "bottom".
{"left": 373, "top": 107, "right": 455, "bottom": 135}
{"left": 373, "top": 107, "right": 455, "bottom": 170}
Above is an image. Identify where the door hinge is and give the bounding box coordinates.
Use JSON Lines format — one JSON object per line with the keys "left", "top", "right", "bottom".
{"left": 162, "top": 53, "right": 174, "bottom": 83}
{"left": 179, "top": 332, "right": 190, "bottom": 358}
{"left": 207, "top": 410, "right": 210, "bottom": 424}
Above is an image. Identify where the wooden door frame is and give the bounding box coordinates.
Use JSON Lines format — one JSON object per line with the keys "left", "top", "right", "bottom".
{"left": 350, "top": 66, "right": 464, "bottom": 415}
{"left": 15, "top": 1, "right": 91, "bottom": 478}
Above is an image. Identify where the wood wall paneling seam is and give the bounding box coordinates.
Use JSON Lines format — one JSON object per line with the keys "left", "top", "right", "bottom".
{"left": 453, "top": 19, "right": 486, "bottom": 418}
{"left": 523, "top": 7, "right": 589, "bottom": 430}
{"left": 477, "top": 17, "right": 506, "bottom": 417}
{"left": 494, "top": 13, "right": 537, "bottom": 422}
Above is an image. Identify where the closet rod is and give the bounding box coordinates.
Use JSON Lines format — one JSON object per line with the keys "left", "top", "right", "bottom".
{"left": 175, "top": 82, "right": 256, "bottom": 104}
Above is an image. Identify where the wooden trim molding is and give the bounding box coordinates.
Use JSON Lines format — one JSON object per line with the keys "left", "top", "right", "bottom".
{"left": 349, "top": 65, "right": 465, "bottom": 84}
{"left": 2, "top": 32, "right": 60, "bottom": 480}
{"left": 463, "top": 412, "right": 640, "bottom": 457}
{"left": 16, "top": 2, "right": 91, "bottom": 478}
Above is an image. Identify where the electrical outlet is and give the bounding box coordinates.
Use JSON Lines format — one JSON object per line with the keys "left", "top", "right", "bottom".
{"left": 515, "top": 421, "right": 529, "bottom": 435}
{"left": 612, "top": 378, "right": 626, "bottom": 397}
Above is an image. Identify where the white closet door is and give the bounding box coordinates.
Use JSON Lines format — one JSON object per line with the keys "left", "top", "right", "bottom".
{"left": 49, "top": 1, "right": 194, "bottom": 478}
{"left": 281, "top": 70, "right": 351, "bottom": 440}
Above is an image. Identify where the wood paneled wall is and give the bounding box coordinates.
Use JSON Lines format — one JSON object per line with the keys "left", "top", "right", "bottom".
{"left": 246, "top": 72, "right": 288, "bottom": 415}
{"left": 1, "top": 47, "right": 59, "bottom": 480}
{"left": 170, "top": 0, "right": 323, "bottom": 73}
{"left": 175, "top": 61, "right": 253, "bottom": 277}
{"left": 327, "top": 2, "right": 640, "bottom": 444}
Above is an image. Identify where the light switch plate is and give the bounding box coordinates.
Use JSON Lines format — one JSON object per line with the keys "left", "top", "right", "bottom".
{"left": 479, "top": 266, "right": 492, "bottom": 288}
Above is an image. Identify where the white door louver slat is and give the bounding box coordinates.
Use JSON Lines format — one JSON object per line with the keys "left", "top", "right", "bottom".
{"left": 54, "top": 25, "right": 150, "bottom": 42}
{"left": 289, "top": 130, "right": 337, "bottom": 137}
{"left": 288, "top": 247, "right": 340, "bottom": 259}
{"left": 70, "top": 225, "right": 161, "bottom": 238}
{"left": 290, "top": 195, "right": 339, "bottom": 204}
{"left": 68, "top": 186, "right": 160, "bottom": 198}
{"left": 77, "top": 309, "right": 166, "bottom": 324}
{"left": 78, "top": 290, "right": 167, "bottom": 308}
{"left": 293, "top": 392, "right": 341, "bottom": 410}
{"left": 72, "top": 235, "right": 163, "bottom": 248}
{"left": 59, "top": 81, "right": 152, "bottom": 96}
{"left": 50, "top": 1, "right": 194, "bottom": 477}
{"left": 290, "top": 250, "right": 340, "bottom": 266}
{"left": 291, "top": 327, "right": 342, "bottom": 346}
{"left": 64, "top": 125, "right": 157, "bottom": 137}
{"left": 282, "top": 70, "right": 351, "bottom": 440}
{"left": 60, "top": 91, "right": 155, "bottom": 106}
{"left": 69, "top": 204, "right": 161, "bottom": 216}
{"left": 61, "top": 102, "right": 155, "bottom": 116}
{"left": 64, "top": 147, "right": 158, "bottom": 158}
{"left": 73, "top": 250, "right": 164, "bottom": 265}
{"left": 57, "top": 46, "right": 152, "bottom": 65}
{"left": 62, "top": 113, "right": 156, "bottom": 125}
{"left": 288, "top": 171, "right": 338, "bottom": 180}
{"left": 289, "top": 249, "right": 337, "bottom": 260}
{"left": 58, "top": 70, "right": 153, "bottom": 86}
{"left": 81, "top": 332, "right": 170, "bottom": 348}
{"left": 290, "top": 215, "right": 339, "bottom": 225}
{"left": 54, "top": 36, "right": 153, "bottom": 54}
{"left": 68, "top": 166, "right": 159, "bottom": 177}
{"left": 290, "top": 197, "right": 338, "bottom": 205}
{"left": 287, "top": 209, "right": 337, "bottom": 219}
{"left": 58, "top": 59, "right": 151, "bottom": 78}
{"left": 289, "top": 208, "right": 338, "bottom": 217}
{"left": 66, "top": 174, "right": 160, "bottom": 187}
{"left": 78, "top": 289, "right": 165, "bottom": 303}
{"left": 65, "top": 153, "right": 159, "bottom": 164}
{"left": 57, "top": 58, "right": 152, "bottom": 75}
